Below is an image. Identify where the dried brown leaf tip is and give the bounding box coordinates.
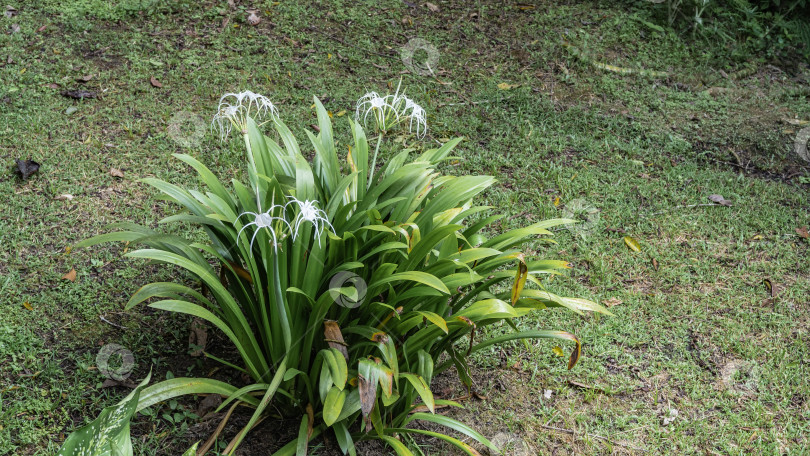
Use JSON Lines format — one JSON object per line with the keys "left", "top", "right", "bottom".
{"left": 324, "top": 320, "right": 349, "bottom": 360}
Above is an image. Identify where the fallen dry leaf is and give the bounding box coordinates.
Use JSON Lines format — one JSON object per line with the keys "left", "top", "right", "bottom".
{"left": 568, "top": 380, "right": 605, "bottom": 393}
{"left": 36, "top": 24, "right": 46, "bottom": 33}
{"left": 603, "top": 297, "right": 623, "bottom": 308}
{"left": 796, "top": 226, "right": 809, "bottom": 239}
{"left": 54, "top": 194, "right": 74, "bottom": 201}
{"left": 651, "top": 257, "right": 659, "bottom": 271}
{"left": 246, "top": 9, "right": 261, "bottom": 25}
{"left": 188, "top": 318, "right": 207, "bottom": 357}
{"left": 15, "top": 159, "right": 40, "bottom": 179}
{"left": 109, "top": 168, "right": 124, "bottom": 178}
{"left": 101, "top": 378, "right": 137, "bottom": 389}
{"left": 102, "top": 378, "right": 138, "bottom": 389}
{"left": 61, "top": 89, "right": 96, "bottom": 99}
{"left": 196, "top": 394, "right": 222, "bottom": 418}
{"left": 76, "top": 74, "right": 93, "bottom": 83}
{"left": 149, "top": 76, "right": 162, "bottom": 88}
{"left": 62, "top": 268, "right": 77, "bottom": 282}
{"left": 708, "top": 194, "right": 732, "bottom": 206}
{"left": 425, "top": 2, "right": 439, "bottom": 12}
{"left": 704, "top": 87, "right": 733, "bottom": 97}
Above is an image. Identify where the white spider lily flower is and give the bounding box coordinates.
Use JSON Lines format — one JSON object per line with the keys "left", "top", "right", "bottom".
{"left": 235, "top": 205, "right": 290, "bottom": 252}
{"left": 400, "top": 96, "right": 427, "bottom": 138}
{"left": 355, "top": 89, "right": 428, "bottom": 138}
{"left": 355, "top": 91, "right": 397, "bottom": 132}
{"left": 213, "top": 90, "right": 279, "bottom": 141}
{"left": 287, "top": 197, "right": 334, "bottom": 246}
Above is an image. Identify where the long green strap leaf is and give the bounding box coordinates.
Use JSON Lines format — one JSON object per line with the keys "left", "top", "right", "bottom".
{"left": 137, "top": 377, "right": 258, "bottom": 412}
{"left": 228, "top": 357, "right": 288, "bottom": 455}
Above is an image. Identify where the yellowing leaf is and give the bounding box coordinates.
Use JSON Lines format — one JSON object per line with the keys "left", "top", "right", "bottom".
{"left": 553, "top": 196, "right": 560, "bottom": 207}
{"left": 335, "top": 110, "right": 346, "bottom": 117}
{"left": 763, "top": 278, "right": 773, "bottom": 297}
{"left": 624, "top": 236, "right": 641, "bottom": 252}
{"left": 497, "top": 82, "right": 519, "bottom": 90}
{"left": 552, "top": 346, "right": 564, "bottom": 356}
{"left": 510, "top": 260, "right": 528, "bottom": 305}
{"left": 23, "top": 301, "right": 33, "bottom": 311}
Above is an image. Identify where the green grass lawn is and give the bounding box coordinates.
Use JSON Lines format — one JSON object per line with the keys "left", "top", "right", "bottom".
{"left": 1, "top": 0, "right": 808, "bottom": 454}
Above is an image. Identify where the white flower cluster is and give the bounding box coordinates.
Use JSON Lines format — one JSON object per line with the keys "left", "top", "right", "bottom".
{"left": 212, "top": 91, "right": 279, "bottom": 141}
{"left": 235, "top": 196, "right": 334, "bottom": 253}
{"left": 288, "top": 197, "right": 334, "bottom": 246}
{"left": 354, "top": 89, "right": 427, "bottom": 138}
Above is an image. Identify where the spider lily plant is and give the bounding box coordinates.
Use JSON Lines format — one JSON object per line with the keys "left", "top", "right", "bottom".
{"left": 70, "top": 89, "right": 610, "bottom": 456}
